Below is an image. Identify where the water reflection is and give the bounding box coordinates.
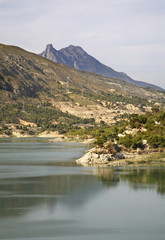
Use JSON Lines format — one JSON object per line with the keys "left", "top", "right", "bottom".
{"left": 1, "top": 141, "right": 165, "bottom": 222}
{"left": 1, "top": 165, "right": 165, "bottom": 219}
{"left": 1, "top": 140, "right": 165, "bottom": 240}
{"left": 94, "top": 168, "right": 120, "bottom": 187}
{"left": 94, "top": 166, "right": 165, "bottom": 196}
{"left": 119, "top": 166, "right": 165, "bottom": 195}
{"left": 0, "top": 174, "right": 103, "bottom": 218}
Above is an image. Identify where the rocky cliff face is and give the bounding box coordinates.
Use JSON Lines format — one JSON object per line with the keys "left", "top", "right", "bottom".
{"left": 41, "top": 44, "right": 62, "bottom": 63}
{"left": 40, "top": 44, "right": 164, "bottom": 92}
{"left": 41, "top": 44, "right": 133, "bottom": 80}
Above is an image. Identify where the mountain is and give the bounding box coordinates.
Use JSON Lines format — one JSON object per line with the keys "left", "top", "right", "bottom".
{"left": 0, "top": 43, "right": 164, "bottom": 102}
{"left": 0, "top": 43, "right": 165, "bottom": 153}
{"left": 40, "top": 44, "right": 164, "bottom": 92}
{"left": 0, "top": 43, "right": 165, "bottom": 134}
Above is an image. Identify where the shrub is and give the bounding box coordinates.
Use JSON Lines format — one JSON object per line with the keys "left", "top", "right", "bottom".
{"left": 147, "top": 135, "right": 165, "bottom": 148}
{"left": 95, "top": 136, "right": 106, "bottom": 146}
{"left": 118, "top": 134, "right": 133, "bottom": 148}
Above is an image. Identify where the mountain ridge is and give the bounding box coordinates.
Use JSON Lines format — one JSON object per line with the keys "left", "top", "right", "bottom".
{"left": 40, "top": 44, "right": 164, "bottom": 92}
{"left": 0, "top": 43, "right": 165, "bottom": 130}
{"left": 0, "top": 43, "right": 164, "bottom": 105}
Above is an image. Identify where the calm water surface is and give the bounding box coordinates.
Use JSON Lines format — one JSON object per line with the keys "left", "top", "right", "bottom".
{"left": 0, "top": 138, "right": 165, "bottom": 240}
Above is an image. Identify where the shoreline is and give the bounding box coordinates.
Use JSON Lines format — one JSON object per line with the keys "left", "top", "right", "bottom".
{"left": 77, "top": 152, "right": 165, "bottom": 167}
{"left": 76, "top": 145, "right": 165, "bottom": 167}
{"left": 0, "top": 133, "right": 95, "bottom": 144}
{"left": 1, "top": 134, "right": 164, "bottom": 166}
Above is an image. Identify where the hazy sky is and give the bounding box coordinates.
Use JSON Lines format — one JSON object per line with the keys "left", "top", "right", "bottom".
{"left": 0, "top": 0, "right": 165, "bottom": 89}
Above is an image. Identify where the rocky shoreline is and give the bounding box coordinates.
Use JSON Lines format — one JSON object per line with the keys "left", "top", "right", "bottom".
{"left": 0, "top": 134, "right": 164, "bottom": 166}
{"left": 76, "top": 143, "right": 165, "bottom": 166}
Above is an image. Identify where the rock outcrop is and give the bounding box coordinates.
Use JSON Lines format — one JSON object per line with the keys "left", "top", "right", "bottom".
{"left": 76, "top": 143, "right": 125, "bottom": 166}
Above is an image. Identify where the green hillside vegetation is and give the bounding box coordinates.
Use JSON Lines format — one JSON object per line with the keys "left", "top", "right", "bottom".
{"left": 0, "top": 102, "right": 95, "bottom": 136}
{"left": 68, "top": 107, "right": 165, "bottom": 149}
{"left": 1, "top": 102, "right": 164, "bottom": 151}
{"left": 117, "top": 107, "right": 165, "bottom": 149}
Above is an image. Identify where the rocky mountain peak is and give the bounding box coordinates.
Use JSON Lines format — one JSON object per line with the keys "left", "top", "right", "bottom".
{"left": 67, "top": 45, "right": 84, "bottom": 51}
{"left": 60, "top": 45, "right": 85, "bottom": 56}
{"left": 46, "top": 43, "right": 54, "bottom": 51}
{"left": 41, "top": 44, "right": 59, "bottom": 62}
{"left": 40, "top": 44, "right": 164, "bottom": 91}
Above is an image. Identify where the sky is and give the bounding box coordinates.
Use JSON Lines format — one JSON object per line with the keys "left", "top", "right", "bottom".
{"left": 0, "top": 0, "right": 165, "bottom": 89}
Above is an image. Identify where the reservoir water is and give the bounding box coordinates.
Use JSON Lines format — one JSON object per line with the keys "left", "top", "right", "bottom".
{"left": 0, "top": 138, "right": 165, "bottom": 240}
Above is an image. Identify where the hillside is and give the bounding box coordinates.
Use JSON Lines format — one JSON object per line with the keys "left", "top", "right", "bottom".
{"left": 41, "top": 44, "right": 164, "bottom": 91}
{"left": 0, "top": 43, "right": 165, "bottom": 137}
{"left": 1, "top": 43, "right": 165, "bottom": 102}
{"left": 75, "top": 107, "right": 165, "bottom": 166}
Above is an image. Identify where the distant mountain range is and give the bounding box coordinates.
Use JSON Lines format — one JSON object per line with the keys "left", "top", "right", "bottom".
{"left": 40, "top": 44, "right": 164, "bottom": 92}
